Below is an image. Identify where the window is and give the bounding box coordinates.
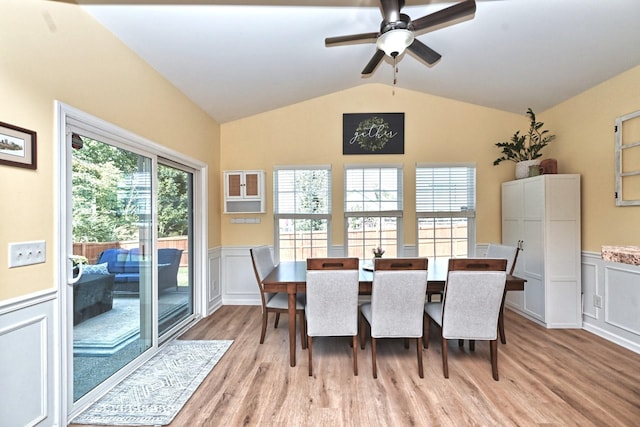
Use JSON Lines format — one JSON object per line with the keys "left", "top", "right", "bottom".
{"left": 416, "top": 164, "right": 475, "bottom": 258}
{"left": 274, "top": 166, "right": 331, "bottom": 261}
{"left": 344, "top": 165, "right": 403, "bottom": 259}
{"left": 615, "top": 110, "right": 640, "bottom": 206}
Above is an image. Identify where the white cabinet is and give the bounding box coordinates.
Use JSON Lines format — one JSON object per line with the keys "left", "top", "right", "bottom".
{"left": 502, "top": 174, "right": 582, "bottom": 328}
{"left": 224, "top": 170, "right": 265, "bottom": 213}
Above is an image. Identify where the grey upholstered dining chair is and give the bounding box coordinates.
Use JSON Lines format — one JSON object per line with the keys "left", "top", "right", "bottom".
{"left": 424, "top": 258, "right": 507, "bottom": 380}
{"left": 305, "top": 257, "right": 360, "bottom": 377}
{"left": 485, "top": 243, "right": 520, "bottom": 275}
{"left": 250, "top": 246, "right": 306, "bottom": 348}
{"left": 360, "top": 258, "right": 428, "bottom": 379}
{"left": 485, "top": 242, "right": 520, "bottom": 343}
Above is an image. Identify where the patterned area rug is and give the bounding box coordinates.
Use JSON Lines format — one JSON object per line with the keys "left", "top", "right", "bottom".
{"left": 72, "top": 340, "right": 233, "bottom": 426}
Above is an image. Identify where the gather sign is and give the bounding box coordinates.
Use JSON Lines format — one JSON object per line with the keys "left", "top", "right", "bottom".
{"left": 342, "top": 113, "right": 405, "bottom": 155}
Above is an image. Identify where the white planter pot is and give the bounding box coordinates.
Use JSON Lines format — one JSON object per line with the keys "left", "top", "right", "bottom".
{"left": 515, "top": 159, "right": 541, "bottom": 179}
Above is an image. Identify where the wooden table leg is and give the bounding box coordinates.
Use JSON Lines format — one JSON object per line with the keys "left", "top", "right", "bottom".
{"left": 287, "top": 282, "right": 297, "bottom": 367}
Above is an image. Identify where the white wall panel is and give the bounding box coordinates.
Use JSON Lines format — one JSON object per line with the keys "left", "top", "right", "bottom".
{"left": 207, "top": 247, "right": 222, "bottom": 315}
{"left": 605, "top": 265, "right": 640, "bottom": 335}
{"left": 582, "top": 252, "right": 640, "bottom": 354}
{"left": 0, "top": 291, "right": 57, "bottom": 427}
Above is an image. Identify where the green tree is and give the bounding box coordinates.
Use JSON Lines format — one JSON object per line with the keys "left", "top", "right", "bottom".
{"left": 72, "top": 136, "right": 189, "bottom": 243}
{"left": 72, "top": 137, "right": 145, "bottom": 242}
{"left": 157, "top": 166, "right": 189, "bottom": 238}
{"left": 295, "top": 170, "right": 328, "bottom": 231}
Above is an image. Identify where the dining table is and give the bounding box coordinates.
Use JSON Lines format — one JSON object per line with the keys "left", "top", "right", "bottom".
{"left": 262, "top": 258, "right": 526, "bottom": 367}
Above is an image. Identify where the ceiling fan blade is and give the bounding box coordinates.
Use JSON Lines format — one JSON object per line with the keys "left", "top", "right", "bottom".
{"left": 411, "top": 0, "right": 476, "bottom": 32}
{"left": 362, "top": 49, "right": 386, "bottom": 75}
{"left": 380, "top": 0, "right": 404, "bottom": 22}
{"left": 407, "top": 39, "right": 441, "bottom": 65}
{"left": 325, "top": 32, "right": 379, "bottom": 46}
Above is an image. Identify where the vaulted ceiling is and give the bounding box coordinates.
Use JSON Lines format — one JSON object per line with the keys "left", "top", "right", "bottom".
{"left": 78, "top": 0, "right": 640, "bottom": 123}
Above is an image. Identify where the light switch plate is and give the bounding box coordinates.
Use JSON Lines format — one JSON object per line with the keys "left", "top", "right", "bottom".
{"left": 8, "top": 240, "right": 46, "bottom": 268}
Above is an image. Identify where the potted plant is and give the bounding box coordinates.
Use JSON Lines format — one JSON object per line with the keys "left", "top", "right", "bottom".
{"left": 493, "top": 108, "right": 555, "bottom": 179}
{"left": 372, "top": 246, "right": 385, "bottom": 258}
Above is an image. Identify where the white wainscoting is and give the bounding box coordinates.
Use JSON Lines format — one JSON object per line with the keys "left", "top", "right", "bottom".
{"left": 0, "top": 290, "right": 58, "bottom": 427}
{"left": 207, "top": 247, "right": 223, "bottom": 315}
{"left": 581, "top": 251, "right": 640, "bottom": 354}
{"left": 221, "top": 246, "right": 262, "bottom": 306}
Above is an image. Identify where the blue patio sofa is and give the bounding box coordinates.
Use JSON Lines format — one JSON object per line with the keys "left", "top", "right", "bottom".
{"left": 97, "top": 248, "right": 183, "bottom": 295}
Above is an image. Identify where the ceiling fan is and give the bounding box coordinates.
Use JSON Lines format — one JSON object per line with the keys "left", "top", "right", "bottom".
{"left": 325, "top": 0, "right": 477, "bottom": 75}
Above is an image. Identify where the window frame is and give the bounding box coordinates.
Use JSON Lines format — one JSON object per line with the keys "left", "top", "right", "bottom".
{"left": 343, "top": 164, "right": 404, "bottom": 259}
{"left": 273, "top": 165, "right": 332, "bottom": 262}
{"left": 415, "top": 163, "right": 476, "bottom": 259}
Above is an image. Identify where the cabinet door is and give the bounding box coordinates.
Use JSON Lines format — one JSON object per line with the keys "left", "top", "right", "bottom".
{"left": 502, "top": 180, "right": 525, "bottom": 310}
{"left": 243, "top": 171, "right": 261, "bottom": 198}
{"left": 226, "top": 172, "right": 243, "bottom": 198}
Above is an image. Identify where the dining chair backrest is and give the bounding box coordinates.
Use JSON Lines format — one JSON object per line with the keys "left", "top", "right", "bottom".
{"left": 305, "top": 258, "right": 360, "bottom": 337}
{"left": 370, "top": 258, "right": 428, "bottom": 338}
{"left": 250, "top": 246, "right": 276, "bottom": 304}
{"left": 486, "top": 243, "right": 519, "bottom": 275}
{"left": 442, "top": 258, "right": 507, "bottom": 340}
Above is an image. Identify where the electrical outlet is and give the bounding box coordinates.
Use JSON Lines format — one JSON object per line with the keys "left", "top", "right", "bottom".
{"left": 8, "top": 240, "right": 46, "bottom": 268}
{"left": 593, "top": 295, "right": 603, "bottom": 309}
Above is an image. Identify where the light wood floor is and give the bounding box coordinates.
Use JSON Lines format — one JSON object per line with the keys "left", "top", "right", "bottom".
{"left": 73, "top": 305, "right": 640, "bottom": 426}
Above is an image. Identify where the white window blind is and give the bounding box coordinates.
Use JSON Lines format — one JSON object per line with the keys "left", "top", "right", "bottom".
{"left": 274, "top": 167, "right": 331, "bottom": 215}
{"left": 416, "top": 165, "right": 475, "bottom": 216}
{"left": 344, "top": 166, "right": 402, "bottom": 214}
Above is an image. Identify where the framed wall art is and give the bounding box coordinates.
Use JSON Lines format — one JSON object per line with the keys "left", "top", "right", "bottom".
{"left": 343, "top": 113, "right": 404, "bottom": 155}
{"left": 0, "top": 121, "right": 37, "bottom": 169}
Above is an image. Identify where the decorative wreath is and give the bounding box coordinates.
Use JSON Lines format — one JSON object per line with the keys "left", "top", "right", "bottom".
{"left": 354, "top": 117, "right": 392, "bottom": 152}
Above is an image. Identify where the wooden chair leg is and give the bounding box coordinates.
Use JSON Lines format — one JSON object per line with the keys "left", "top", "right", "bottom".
{"left": 299, "top": 311, "right": 307, "bottom": 349}
{"left": 490, "top": 339, "right": 499, "bottom": 381}
{"left": 274, "top": 312, "right": 280, "bottom": 328}
{"left": 371, "top": 337, "right": 378, "bottom": 379}
{"left": 308, "top": 336, "right": 313, "bottom": 376}
{"left": 442, "top": 337, "right": 449, "bottom": 379}
{"left": 469, "top": 340, "right": 475, "bottom": 352}
{"left": 359, "top": 312, "right": 367, "bottom": 350}
{"left": 416, "top": 338, "right": 424, "bottom": 378}
{"left": 260, "top": 310, "right": 268, "bottom": 344}
{"left": 352, "top": 335, "right": 358, "bottom": 376}
{"left": 423, "top": 315, "right": 430, "bottom": 349}
{"left": 458, "top": 339, "right": 464, "bottom": 348}
{"left": 499, "top": 291, "right": 507, "bottom": 344}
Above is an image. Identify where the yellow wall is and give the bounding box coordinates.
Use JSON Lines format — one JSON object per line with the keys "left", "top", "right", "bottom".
{"left": 221, "top": 69, "right": 640, "bottom": 253}
{"left": 544, "top": 65, "right": 640, "bottom": 251}
{"left": 221, "top": 84, "right": 523, "bottom": 247}
{"left": 0, "top": 0, "right": 220, "bottom": 301}
{"left": 3, "top": 1, "right": 638, "bottom": 302}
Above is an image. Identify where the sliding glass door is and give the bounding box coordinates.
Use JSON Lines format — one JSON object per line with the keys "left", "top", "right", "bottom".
{"left": 64, "top": 120, "right": 199, "bottom": 420}
{"left": 70, "top": 133, "right": 153, "bottom": 402}
{"left": 157, "top": 161, "right": 194, "bottom": 337}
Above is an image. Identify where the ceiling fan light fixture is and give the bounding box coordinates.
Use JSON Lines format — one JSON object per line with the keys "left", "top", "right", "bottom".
{"left": 376, "top": 29, "right": 414, "bottom": 57}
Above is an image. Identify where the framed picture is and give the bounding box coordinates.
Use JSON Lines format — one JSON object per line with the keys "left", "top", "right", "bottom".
{"left": 343, "top": 113, "right": 404, "bottom": 155}
{"left": 0, "top": 121, "right": 37, "bottom": 169}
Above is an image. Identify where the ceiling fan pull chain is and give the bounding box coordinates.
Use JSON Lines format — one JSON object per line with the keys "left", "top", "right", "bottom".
{"left": 392, "top": 56, "right": 398, "bottom": 95}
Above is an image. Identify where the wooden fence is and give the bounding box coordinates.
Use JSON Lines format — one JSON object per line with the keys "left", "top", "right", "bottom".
{"left": 73, "top": 236, "right": 189, "bottom": 266}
